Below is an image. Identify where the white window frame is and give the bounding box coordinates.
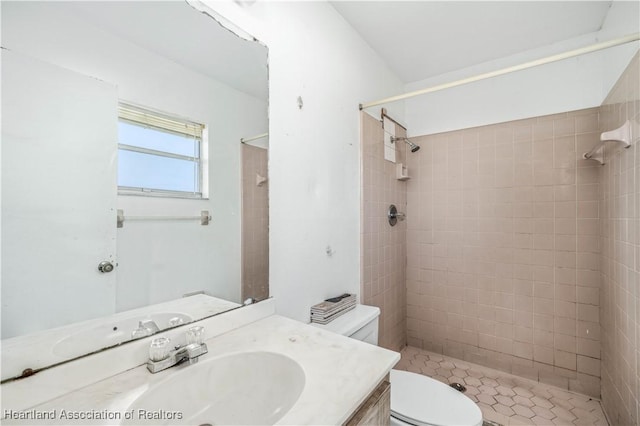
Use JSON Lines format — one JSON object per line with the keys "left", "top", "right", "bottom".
{"left": 117, "top": 102, "right": 208, "bottom": 199}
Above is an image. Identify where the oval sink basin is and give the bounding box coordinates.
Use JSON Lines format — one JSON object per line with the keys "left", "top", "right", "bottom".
{"left": 52, "top": 312, "right": 192, "bottom": 359}
{"left": 123, "top": 351, "right": 305, "bottom": 425}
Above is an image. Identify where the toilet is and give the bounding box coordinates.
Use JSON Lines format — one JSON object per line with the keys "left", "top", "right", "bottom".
{"left": 311, "top": 305, "right": 483, "bottom": 426}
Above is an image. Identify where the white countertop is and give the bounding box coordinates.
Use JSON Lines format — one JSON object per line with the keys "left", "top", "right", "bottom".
{"left": 2, "top": 314, "right": 399, "bottom": 425}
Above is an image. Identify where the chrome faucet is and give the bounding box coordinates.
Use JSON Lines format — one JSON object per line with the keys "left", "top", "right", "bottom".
{"left": 146, "top": 326, "right": 208, "bottom": 373}
{"left": 131, "top": 319, "right": 160, "bottom": 339}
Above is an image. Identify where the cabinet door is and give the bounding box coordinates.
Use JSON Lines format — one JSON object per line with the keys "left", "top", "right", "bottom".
{"left": 1, "top": 49, "right": 118, "bottom": 338}
{"left": 345, "top": 380, "right": 391, "bottom": 426}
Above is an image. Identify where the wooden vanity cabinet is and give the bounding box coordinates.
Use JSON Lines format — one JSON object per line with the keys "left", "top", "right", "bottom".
{"left": 344, "top": 378, "right": 391, "bottom": 426}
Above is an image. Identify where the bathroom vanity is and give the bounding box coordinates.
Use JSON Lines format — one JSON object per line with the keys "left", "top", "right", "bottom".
{"left": 1, "top": 299, "right": 399, "bottom": 425}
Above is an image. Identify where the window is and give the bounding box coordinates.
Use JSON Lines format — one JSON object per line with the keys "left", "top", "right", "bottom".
{"left": 117, "top": 103, "right": 206, "bottom": 198}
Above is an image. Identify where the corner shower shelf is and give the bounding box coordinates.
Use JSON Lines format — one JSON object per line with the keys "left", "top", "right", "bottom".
{"left": 582, "top": 120, "right": 632, "bottom": 165}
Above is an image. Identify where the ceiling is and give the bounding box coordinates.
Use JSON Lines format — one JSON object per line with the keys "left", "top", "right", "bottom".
{"left": 332, "top": 1, "right": 613, "bottom": 83}
{"left": 44, "top": 1, "right": 615, "bottom": 98}
{"left": 65, "top": 1, "right": 268, "bottom": 100}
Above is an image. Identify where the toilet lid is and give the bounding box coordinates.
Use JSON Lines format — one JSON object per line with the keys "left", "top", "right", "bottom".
{"left": 390, "top": 369, "right": 483, "bottom": 426}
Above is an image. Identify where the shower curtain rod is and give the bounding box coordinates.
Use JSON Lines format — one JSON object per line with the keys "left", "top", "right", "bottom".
{"left": 359, "top": 32, "right": 640, "bottom": 110}
{"left": 240, "top": 132, "right": 269, "bottom": 144}
{"left": 381, "top": 108, "right": 407, "bottom": 130}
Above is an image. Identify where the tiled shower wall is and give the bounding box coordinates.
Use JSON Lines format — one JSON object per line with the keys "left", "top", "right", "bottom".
{"left": 361, "top": 112, "right": 407, "bottom": 351}
{"left": 599, "top": 52, "right": 639, "bottom": 426}
{"left": 405, "top": 107, "right": 603, "bottom": 397}
{"left": 241, "top": 144, "right": 269, "bottom": 302}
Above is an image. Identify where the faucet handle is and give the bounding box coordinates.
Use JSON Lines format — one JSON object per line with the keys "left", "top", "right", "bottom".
{"left": 149, "top": 337, "right": 171, "bottom": 362}
{"left": 186, "top": 326, "right": 205, "bottom": 345}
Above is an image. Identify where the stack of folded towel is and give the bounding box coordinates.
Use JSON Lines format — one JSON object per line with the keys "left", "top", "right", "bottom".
{"left": 310, "top": 293, "right": 356, "bottom": 324}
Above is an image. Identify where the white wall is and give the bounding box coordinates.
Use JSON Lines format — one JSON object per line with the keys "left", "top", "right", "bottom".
{"left": 599, "top": 0, "right": 640, "bottom": 97}
{"left": 404, "top": 1, "right": 640, "bottom": 136}
{"left": 1, "top": 2, "right": 268, "bottom": 312}
{"left": 2, "top": 51, "right": 118, "bottom": 337}
{"left": 196, "top": 0, "right": 405, "bottom": 322}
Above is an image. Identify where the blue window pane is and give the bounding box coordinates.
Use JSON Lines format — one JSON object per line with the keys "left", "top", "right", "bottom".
{"left": 118, "top": 150, "right": 199, "bottom": 193}
{"left": 118, "top": 121, "right": 199, "bottom": 157}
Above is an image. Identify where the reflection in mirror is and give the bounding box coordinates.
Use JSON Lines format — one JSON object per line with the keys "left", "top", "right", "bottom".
{"left": 0, "top": 0, "right": 268, "bottom": 380}
{"left": 241, "top": 135, "right": 269, "bottom": 303}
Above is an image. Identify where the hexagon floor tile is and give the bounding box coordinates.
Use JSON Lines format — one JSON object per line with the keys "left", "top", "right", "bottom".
{"left": 395, "top": 346, "right": 608, "bottom": 426}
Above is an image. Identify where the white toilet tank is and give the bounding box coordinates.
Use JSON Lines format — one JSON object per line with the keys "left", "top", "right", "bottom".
{"left": 310, "top": 304, "right": 380, "bottom": 345}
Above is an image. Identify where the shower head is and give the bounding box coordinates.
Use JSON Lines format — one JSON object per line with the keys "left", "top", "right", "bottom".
{"left": 406, "top": 139, "right": 420, "bottom": 153}
{"left": 391, "top": 136, "right": 420, "bottom": 153}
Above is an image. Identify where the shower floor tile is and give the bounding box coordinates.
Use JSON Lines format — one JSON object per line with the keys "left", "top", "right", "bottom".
{"left": 395, "top": 346, "right": 608, "bottom": 426}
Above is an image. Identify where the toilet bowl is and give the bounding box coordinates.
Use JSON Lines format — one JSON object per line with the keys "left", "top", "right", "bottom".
{"left": 311, "top": 305, "right": 483, "bottom": 426}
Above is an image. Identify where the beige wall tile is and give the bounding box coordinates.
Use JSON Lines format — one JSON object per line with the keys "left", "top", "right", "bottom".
{"left": 555, "top": 349, "right": 577, "bottom": 370}
{"left": 534, "top": 345, "right": 554, "bottom": 364}
{"left": 555, "top": 334, "right": 577, "bottom": 353}
{"left": 555, "top": 267, "right": 576, "bottom": 285}
{"left": 576, "top": 286, "right": 599, "bottom": 306}
{"left": 577, "top": 337, "right": 600, "bottom": 359}
{"left": 400, "top": 98, "right": 614, "bottom": 398}
{"left": 535, "top": 328, "right": 554, "bottom": 347}
{"left": 575, "top": 113, "right": 599, "bottom": 134}
{"left": 534, "top": 282, "right": 554, "bottom": 299}
{"left": 577, "top": 355, "right": 601, "bottom": 377}
{"left": 589, "top": 319, "right": 609, "bottom": 347}
{"left": 534, "top": 314, "right": 554, "bottom": 332}
{"left": 554, "top": 117, "right": 576, "bottom": 137}
{"left": 554, "top": 168, "right": 576, "bottom": 185}
{"left": 241, "top": 144, "right": 269, "bottom": 302}
{"left": 555, "top": 316, "right": 576, "bottom": 336}
{"left": 577, "top": 303, "right": 599, "bottom": 323}
{"left": 534, "top": 122, "right": 554, "bottom": 141}
{"left": 361, "top": 112, "right": 407, "bottom": 351}
{"left": 554, "top": 300, "right": 576, "bottom": 319}
{"left": 513, "top": 341, "right": 534, "bottom": 360}
{"left": 556, "top": 284, "right": 576, "bottom": 302}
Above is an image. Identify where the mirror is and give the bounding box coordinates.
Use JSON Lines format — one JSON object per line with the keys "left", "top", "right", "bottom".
{"left": 1, "top": 0, "right": 268, "bottom": 379}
